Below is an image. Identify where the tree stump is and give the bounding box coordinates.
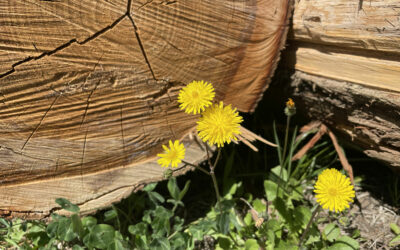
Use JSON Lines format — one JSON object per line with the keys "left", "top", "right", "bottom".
{"left": 286, "top": 0, "right": 400, "bottom": 170}
{"left": 0, "top": 0, "right": 292, "bottom": 218}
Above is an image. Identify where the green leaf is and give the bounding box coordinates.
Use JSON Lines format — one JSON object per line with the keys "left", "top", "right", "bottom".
{"left": 218, "top": 236, "right": 231, "bottom": 249}
{"left": 275, "top": 239, "right": 297, "bottom": 250}
{"left": 273, "top": 197, "right": 293, "bottom": 225}
{"left": 252, "top": 199, "right": 266, "bottom": 213}
{"left": 271, "top": 166, "right": 288, "bottom": 182}
{"left": 290, "top": 184, "right": 304, "bottom": 201}
{"left": 81, "top": 216, "right": 97, "bottom": 229}
{"left": 390, "top": 235, "right": 400, "bottom": 247}
{"left": 188, "top": 219, "right": 215, "bottom": 240}
{"left": 46, "top": 221, "right": 59, "bottom": 238}
{"left": 148, "top": 191, "right": 165, "bottom": 204}
{"left": 179, "top": 180, "right": 191, "bottom": 201}
{"left": 104, "top": 209, "right": 118, "bottom": 222}
{"left": 170, "top": 232, "right": 188, "bottom": 249}
{"left": 245, "top": 239, "right": 259, "bottom": 250}
{"left": 133, "top": 234, "right": 148, "bottom": 250}
{"left": 129, "top": 222, "right": 148, "bottom": 235}
{"left": 266, "top": 219, "right": 281, "bottom": 232}
{"left": 264, "top": 180, "right": 278, "bottom": 202}
{"left": 55, "top": 198, "right": 80, "bottom": 213}
{"left": 216, "top": 212, "right": 230, "bottom": 235}
{"left": 390, "top": 223, "right": 400, "bottom": 235}
{"left": 149, "top": 237, "right": 171, "bottom": 250}
{"left": 71, "top": 214, "right": 84, "bottom": 239}
{"left": 72, "top": 245, "right": 85, "bottom": 250}
{"left": 304, "top": 225, "right": 321, "bottom": 245}
{"left": 172, "top": 216, "right": 184, "bottom": 232}
{"left": 107, "top": 237, "right": 129, "bottom": 250}
{"left": 265, "top": 229, "right": 276, "bottom": 248}
{"left": 143, "top": 210, "right": 152, "bottom": 224}
{"left": 293, "top": 206, "right": 311, "bottom": 231}
{"left": 224, "top": 182, "right": 241, "bottom": 200}
{"left": 0, "top": 218, "right": 10, "bottom": 227}
{"left": 57, "top": 218, "right": 76, "bottom": 242}
{"left": 143, "top": 182, "right": 157, "bottom": 192}
{"left": 167, "top": 177, "right": 180, "bottom": 200}
{"left": 328, "top": 236, "right": 360, "bottom": 250}
{"left": 323, "top": 223, "right": 340, "bottom": 242}
{"left": 151, "top": 206, "right": 173, "bottom": 236}
{"left": 86, "top": 224, "right": 116, "bottom": 249}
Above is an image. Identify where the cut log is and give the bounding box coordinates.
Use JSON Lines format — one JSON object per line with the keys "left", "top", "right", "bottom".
{"left": 290, "top": 71, "right": 400, "bottom": 169}
{"left": 285, "top": 0, "right": 400, "bottom": 169}
{"left": 0, "top": 0, "right": 292, "bottom": 217}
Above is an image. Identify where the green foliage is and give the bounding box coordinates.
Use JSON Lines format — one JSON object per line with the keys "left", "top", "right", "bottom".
{"left": 0, "top": 118, "right": 365, "bottom": 249}
{"left": 389, "top": 223, "right": 400, "bottom": 247}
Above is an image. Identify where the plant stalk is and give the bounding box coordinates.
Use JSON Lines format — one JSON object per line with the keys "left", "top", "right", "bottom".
{"left": 182, "top": 160, "right": 210, "bottom": 176}
{"left": 282, "top": 115, "right": 291, "bottom": 164}
{"left": 206, "top": 146, "right": 223, "bottom": 212}
{"left": 298, "top": 205, "right": 320, "bottom": 247}
{"left": 277, "top": 115, "right": 291, "bottom": 198}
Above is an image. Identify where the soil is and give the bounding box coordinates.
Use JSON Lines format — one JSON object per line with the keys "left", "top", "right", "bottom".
{"left": 349, "top": 187, "right": 400, "bottom": 249}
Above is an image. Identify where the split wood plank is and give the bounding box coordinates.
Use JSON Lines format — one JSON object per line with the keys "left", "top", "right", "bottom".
{"left": 286, "top": 45, "right": 400, "bottom": 92}
{"left": 292, "top": 0, "right": 400, "bottom": 54}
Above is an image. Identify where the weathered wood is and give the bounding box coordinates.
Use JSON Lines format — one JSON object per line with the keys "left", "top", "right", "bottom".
{"left": 0, "top": 138, "right": 207, "bottom": 219}
{"left": 290, "top": 71, "right": 400, "bottom": 169}
{"left": 0, "top": 0, "right": 292, "bottom": 216}
{"left": 285, "top": 0, "right": 400, "bottom": 169}
{"left": 292, "top": 0, "right": 400, "bottom": 54}
{"left": 285, "top": 44, "right": 400, "bottom": 92}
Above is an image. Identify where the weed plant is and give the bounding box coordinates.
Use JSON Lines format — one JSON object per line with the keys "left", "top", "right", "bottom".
{"left": 4, "top": 80, "right": 398, "bottom": 249}
{"left": 0, "top": 99, "right": 363, "bottom": 250}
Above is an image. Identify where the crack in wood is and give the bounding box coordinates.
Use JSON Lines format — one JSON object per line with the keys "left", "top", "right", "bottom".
{"left": 0, "top": 14, "right": 126, "bottom": 80}
{"left": 21, "top": 96, "right": 59, "bottom": 151}
{"left": 80, "top": 81, "right": 99, "bottom": 127}
{"left": 127, "top": 15, "right": 157, "bottom": 80}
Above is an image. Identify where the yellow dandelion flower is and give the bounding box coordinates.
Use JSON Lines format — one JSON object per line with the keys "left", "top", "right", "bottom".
{"left": 178, "top": 80, "right": 215, "bottom": 114}
{"left": 157, "top": 140, "right": 185, "bottom": 168}
{"left": 314, "top": 168, "right": 355, "bottom": 213}
{"left": 197, "top": 101, "right": 243, "bottom": 147}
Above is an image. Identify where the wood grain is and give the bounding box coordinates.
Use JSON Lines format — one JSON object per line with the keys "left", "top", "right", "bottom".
{"left": 292, "top": 0, "right": 400, "bottom": 54}
{"left": 286, "top": 44, "right": 400, "bottom": 92}
{"left": 0, "top": 0, "right": 292, "bottom": 216}
{"left": 0, "top": 138, "right": 209, "bottom": 218}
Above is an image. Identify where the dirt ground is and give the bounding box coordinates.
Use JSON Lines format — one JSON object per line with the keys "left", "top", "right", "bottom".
{"left": 347, "top": 187, "right": 400, "bottom": 250}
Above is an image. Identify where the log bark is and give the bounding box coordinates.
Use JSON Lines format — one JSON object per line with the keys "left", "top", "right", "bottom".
{"left": 0, "top": 0, "right": 292, "bottom": 217}
{"left": 290, "top": 71, "right": 400, "bottom": 169}
{"left": 286, "top": 0, "right": 400, "bottom": 170}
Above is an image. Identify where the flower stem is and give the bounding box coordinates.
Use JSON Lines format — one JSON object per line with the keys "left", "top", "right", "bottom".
{"left": 182, "top": 160, "right": 210, "bottom": 176}
{"left": 206, "top": 146, "right": 222, "bottom": 212}
{"left": 277, "top": 115, "right": 291, "bottom": 198}
{"left": 298, "top": 205, "right": 320, "bottom": 247}
{"left": 282, "top": 115, "right": 291, "bottom": 164}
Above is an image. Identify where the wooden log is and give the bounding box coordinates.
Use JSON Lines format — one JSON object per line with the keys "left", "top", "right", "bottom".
{"left": 290, "top": 71, "right": 400, "bottom": 169}
{"left": 0, "top": 0, "right": 292, "bottom": 217}
{"left": 286, "top": 0, "right": 400, "bottom": 169}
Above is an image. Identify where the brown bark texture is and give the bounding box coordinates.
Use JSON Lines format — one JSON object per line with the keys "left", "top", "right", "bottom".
{"left": 0, "top": 0, "right": 292, "bottom": 217}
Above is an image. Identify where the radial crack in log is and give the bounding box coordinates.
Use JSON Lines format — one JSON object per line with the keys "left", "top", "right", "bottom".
{"left": 127, "top": 15, "right": 157, "bottom": 80}
{"left": 0, "top": 14, "right": 126, "bottom": 79}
